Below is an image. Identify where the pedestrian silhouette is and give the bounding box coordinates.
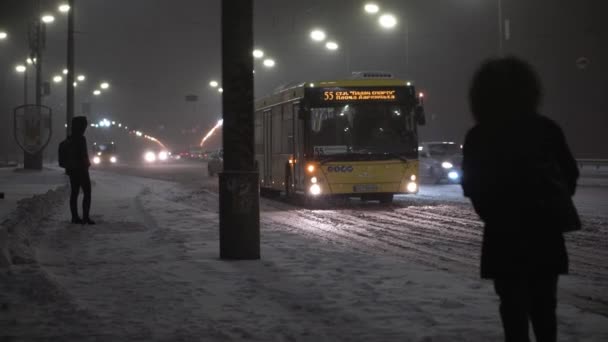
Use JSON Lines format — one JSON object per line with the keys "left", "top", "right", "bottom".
{"left": 461, "top": 57, "right": 580, "bottom": 342}
{"left": 67, "top": 116, "right": 95, "bottom": 225}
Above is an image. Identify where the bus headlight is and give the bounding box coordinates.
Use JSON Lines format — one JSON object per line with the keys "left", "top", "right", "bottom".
{"left": 110, "top": 156, "right": 117, "bottom": 163}
{"left": 93, "top": 156, "right": 101, "bottom": 164}
{"left": 441, "top": 161, "right": 453, "bottom": 169}
{"left": 406, "top": 181, "right": 418, "bottom": 193}
{"left": 310, "top": 184, "right": 322, "bottom": 196}
{"left": 410, "top": 174, "right": 416, "bottom": 181}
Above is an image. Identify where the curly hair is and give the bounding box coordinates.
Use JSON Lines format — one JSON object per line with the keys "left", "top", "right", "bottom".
{"left": 468, "top": 56, "right": 542, "bottom": 124}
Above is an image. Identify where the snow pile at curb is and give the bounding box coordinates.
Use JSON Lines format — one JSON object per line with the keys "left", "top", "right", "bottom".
{"left": 1, "top": 185, "right": 68, "bottom": 266}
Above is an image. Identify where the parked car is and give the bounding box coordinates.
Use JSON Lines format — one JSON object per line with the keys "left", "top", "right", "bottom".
{"left": 418, "top": 141, "right": 462, "bottom": 184}
{"left": 207, "top": 149, "right": 223, "bottom": 176}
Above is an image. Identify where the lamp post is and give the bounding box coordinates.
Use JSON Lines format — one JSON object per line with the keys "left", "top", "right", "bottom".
{"left": 65, "top": 0, "right": 75, "bottom": 137}
{"left": 15, "top": 65, "right": 28, "bottom": 105}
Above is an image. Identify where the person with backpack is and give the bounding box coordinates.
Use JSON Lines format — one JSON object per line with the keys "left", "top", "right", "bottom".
{"left": 60, "top": 116, "right": 95, "bottom": 224}
{"left": 461, "top": 57, "right": 580, "bottom": 342}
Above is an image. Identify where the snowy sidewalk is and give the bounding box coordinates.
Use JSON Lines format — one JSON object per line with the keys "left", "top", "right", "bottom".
{"left": 1, "top": 171, "right": 607, "bottom": 341}
{"left": 0, "top": 166, "right": 67, "bottom": 222}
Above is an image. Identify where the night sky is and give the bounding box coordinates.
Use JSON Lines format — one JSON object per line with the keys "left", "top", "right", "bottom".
{"left": 1, "top": 0, "right": 606, "bottom": 157}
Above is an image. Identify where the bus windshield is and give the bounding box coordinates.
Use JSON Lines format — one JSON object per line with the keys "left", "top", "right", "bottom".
{"left": 94, "top": 143, "right": 116, "bottom": 154}
{"left": 309, "top": 104, "right": 417, "bottom": 159}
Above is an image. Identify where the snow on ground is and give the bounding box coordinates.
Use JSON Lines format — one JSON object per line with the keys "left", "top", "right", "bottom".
{"left": 1, "top": 169, "right": 607, "bottom": 341}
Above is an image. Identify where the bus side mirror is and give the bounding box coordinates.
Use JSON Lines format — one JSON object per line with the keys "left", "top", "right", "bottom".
{"left": 415, "top": 106, "right": 426, "bottom": 126}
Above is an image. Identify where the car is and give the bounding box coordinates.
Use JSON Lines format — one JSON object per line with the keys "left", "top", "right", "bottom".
{"left": 207, "top": 149, "right": 223, "bottom": 176}
{"left": 143, "top": 150, "right": 171, "bottom": 164}
{"left": 418, "top": 141, "right": 462, "bottom": 184}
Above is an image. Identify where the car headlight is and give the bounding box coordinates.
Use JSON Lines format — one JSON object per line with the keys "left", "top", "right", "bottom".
{"left": 93, "top": 156, "right": 101, "bottom": 164}
{"left": 441, "top": 161, "right": 453, "bottom": 169}
{"left": 110, "top": 156, "right": 117, "bottom": 163}
{"left": 310, "top": 177, "right": 318, "bottom": 184}
{"left": 144, "top": 151, "right": 156, "bottom": 162}
{"left": 448, "top": 171, "right": 459, "bottom": 180}
{"left": 158, "top": 151, "right": 168, "bottom": 161}
{"left": 406, "top": 181, "right": 418, "bottom": 193}
{"left": 310, "top": 184, "right": 321, "bottom": 196}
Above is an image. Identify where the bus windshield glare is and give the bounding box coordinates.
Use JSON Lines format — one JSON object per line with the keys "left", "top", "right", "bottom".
{"left": 309, "top": 103, "right": 418, "bottom": 159}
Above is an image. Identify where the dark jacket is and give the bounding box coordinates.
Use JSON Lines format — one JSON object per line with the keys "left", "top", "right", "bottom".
{"left": 461, "top": 114, "right": 578, "bottom": 279}
{"left": 68, "top": 117, "right": 91, "bottom": 171}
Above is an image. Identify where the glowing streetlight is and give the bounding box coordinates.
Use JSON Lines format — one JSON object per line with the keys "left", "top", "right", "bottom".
{"left": 364, "top": 3, "right": 380, "bottom": 14}
{"left": 325, "top": 41, "right": 339, "bottom": 50}
{"left": 26, "top": 58, "right": 34, "bottom": 65}
{"left": 218, "top": 88, "right": 224, "bottom": 93}
{"left": 93, "top": 90, "right": 101, "bottom": 96}
{"left": 53, "top": 75, "right": 63, "bottom": 83}
{"left": 252, "top": 49, "right": 264, "bottom": 59}
{"left": 310, "top": 29, "right": 326, "bottom": 42}
{"left": 263, "top": 58, "right": 276, "bottom": 67}
{"left": 63, "top": 68, "right": 68, "bottom": 75}
{"left": 58, "top": 4, "right": 70, "bottom": 13}
{"left": 100, "top": 82, "right": 110, "bottom": 89}
{"left": 77, "top": 75, "right": 85, "bottom": 81}
{"left": 0, "top": 32, "right": 7, "bottom": 40}
{"left": 41, "top": 15, "right": 55, "bottom": 24}
{"left": 15, "top": 65, "right": 27, "bottom": 73}
{"left": 73, "top": 82, "right": 78, "bottom": 87}
{"left": 379, "top": 14, "right": 397, "bottom": 29}
{"left": 209, "top": 80, "right": 219, "bottom": 87}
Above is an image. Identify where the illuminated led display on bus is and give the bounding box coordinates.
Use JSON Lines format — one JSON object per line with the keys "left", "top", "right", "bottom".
{"left": 321, "top": 89, "right": 398, "bottom": 102}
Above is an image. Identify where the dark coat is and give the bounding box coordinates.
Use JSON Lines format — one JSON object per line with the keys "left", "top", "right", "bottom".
{"left": 461, "top": 114, "right": 578, "bottom": 279}
{"left": 68, "top": 117, "right": 91, "bottom": 171}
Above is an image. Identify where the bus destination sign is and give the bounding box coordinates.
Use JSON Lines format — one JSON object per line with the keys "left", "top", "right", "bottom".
{"left": 321, "top": 88, "right": 400, "bottom": 102}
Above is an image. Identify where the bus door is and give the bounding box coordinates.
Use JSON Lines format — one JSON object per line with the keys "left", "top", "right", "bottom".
{"left": 293, "top": 103, "right": 304, "bottom": 190}
{"left": 263, "top": 110, "right": 272, "bottom": 185}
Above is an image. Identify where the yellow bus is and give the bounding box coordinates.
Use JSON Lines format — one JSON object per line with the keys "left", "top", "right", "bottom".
{"left": 255, "top": 72, "right": 426, "bottom": 204}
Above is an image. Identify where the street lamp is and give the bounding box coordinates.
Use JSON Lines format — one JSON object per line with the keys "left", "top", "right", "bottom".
{"left": 263, "top": 58, "right": 276, "bottom": 67}
{"left": 26, "top": 58, "right": 34, "bottom": 65}
{"left": 310, "top": 29, "right": 326, "bottom": 42}
{"left": 100, "top": 82, "right": 110, "bottom": 89}
{"left": 209, "top": 80, "right": 219, "bottom": 87}
{"left": 252, "top": 49, "right": 264, "bottom": 59}
{"left": 0, "top": 31, "right": 7, "bottom": 40}
{"left": 93, "top": 89, "right": 101, "bottom": 96}
{"left": 58, "top": 4, "right": 70, "bottom": 13}
{"left": 41, "top": 15, "right": 55, "bottom": 24}
{"left": 62, "top": 68, "right": 68, "bottom": 75}
{"left": 53, "top": 75, "right": 63, "bottom": 83}
{"left": 15, "top": 65, "right": 27, "bottom": 73}
{"left": 364, "top": 3, "right": 380, "bottom": 14}
{"left": 378, "top": 14, "right": 397, "bottom": 29}
{"left": 218, "top": 87, "right": 224, "bottom": 93}
{"left": 325, "top": 41, "right": 339, "bottom": 51}
{"left": 77, "top": 75, "right": 85, "bottom": 81}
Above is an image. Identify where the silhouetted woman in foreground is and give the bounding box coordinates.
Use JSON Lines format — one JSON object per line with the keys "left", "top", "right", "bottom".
{"left": 462, "top": 57, "right": 580, "bottom": 342}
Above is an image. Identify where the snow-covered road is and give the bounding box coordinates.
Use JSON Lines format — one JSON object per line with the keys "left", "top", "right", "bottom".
{"left": 2, "top": 166, "right": 607, "bottom": 341}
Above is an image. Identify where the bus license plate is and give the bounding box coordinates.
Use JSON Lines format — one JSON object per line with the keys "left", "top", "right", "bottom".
{"left": 354, "top": 184, "right": 378, "bottom": 192}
